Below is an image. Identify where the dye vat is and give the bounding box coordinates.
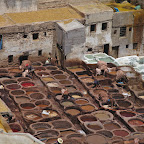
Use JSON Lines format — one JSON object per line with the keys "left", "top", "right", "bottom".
{"left": 5, "top": 83, "right": 21, "bottom": 90}
{"left": 46, "top": 138, "right": 58, "bottom": 144}
{"left": 67, "top": 133, "right": 84, "bottom": 139}
{"left": 86, "top": 134, "right": 108, "bottom": 144}
{"left": 32, "top": 61, "right": 42, "bottom": 66}
{"left": 97, "top": 130, "right": 113, "bottom": 138}
{"left": 65, "top": 108, "right": 80, "bottom": 116}
{"left": 9, "top": 123, "right": 23, "bottom": 133}
{"left": 15, "top": 96, "right": 30, "bottom": 103}
{"left": 50, "top": 70, "right": 63, "bottom": 75}
{"left": 10, "top": 89, "right": 26, "bottom": 96}
{"left": 68, "top": 67, "right": 85, "bottom": 73}
{"left": 70, "top": 92, "right": 83, "bottom": 99}
{"left": 36, "top": 129, "right": 59, "bottom": 139}
{"left": 42, "top": 77, "right": 55, "bottom": 82}
{"left": 54, "top": 74, "right": 67, "bottom": 80}
{"left": 25, "top": 88, "right": 39, "bottom": 95}
{"left": 2, "top": 79, "right": 17, "bottom": 85}
{"left": 0, "top": 68, "right": 8, "bottom": 73}
{"left": 135, "top": 126, "right": 144, "bottom": 132}
{"left": 136, "top": 108, "right": 144, "bottom": 114}
{"left": 92, "top": 111, "right": 113, "bottom": 121}
{"left": 80, "top": 77, "right": 94, "bottom": 83}
{"left": 24, "top": 112, "right": 42, "bottom": 121}
{"left": 96, "top": 75, "right": 105, "bottom": 80}
{"left": 80, "top": 104, "right": 95, "bottom": 112}
{"left": 92, "top": 89, "right": 108, "bottom": 97}
{"left": 119, "top": 66, "right": 132, "bottom": 72}
{"left": 126, "top": 72, "right": 136, "bottom": 78}
{"left": 120, "top": 111, "right": 136, "bottom": 117}
{"left": 128, "top": 119, "right": 144, "bottom": 126}
{"left": 21, "top": 81, "right": 35, "bottom": 88}
{"left": 30, "top": 122, "right": 51, "bottom": 133}
{"left": 51, "top": 120, "right": 72, "bottom": 130}
{"left": 113, "top": 129, "right": 129, "bottom": 137}
{"left": 79, "top": 114, "right": 97, "bottom": 122}
{"left": 61, "top": 101, "right": 75, "bottom": 107}
{"left": 116, "top": 100, "right": 132, "bottom": 109}
{"left": 104, "top": 122, "right": 121, "bottom": 130}
{"left": 49, "top": 87, "right": 61, "bottom": 94}
{"left": 112, "top": 94, "right": 125, "bottom": 100}
{"left": 46, "top": 82, "right": 59, "bottom": 87}
{"left": 9, "top": 68, "right": 22, "bottom": 73}
{"left": 30, "top": 92, "right": 46, "bottom": 100}
{"left": 17, "top": 77, "right": 31, "bottom": 82}
{"left": 35, "top": 100, "right": 51, "bottom": 108}
{"left": 37, "top": 72, "right": 49, "bottom": 77}
{"left": 34, "top": 67, "right": 46, "bottom": 71}
{"left": 60, "top": 130, "right": 76, "bottom": 137}
{"left": 59, "top": 80, "right": 72, "bottom": 85}
{"left": 46, "top": 66, "right": 58, "bottom": 70}
{"left": 109, "top": 71, "right": 117, "bottom": 75}
{"left": 55, "top": 94, "right": 62, "bottom": 101}
{"left": 86, "top": 123, "right": 103, "bottom": 131}
{"left": 42, "top": 110, "right": 59, "bottom": 118}
{"left": 63, "top": 139, "right": 82, "bottom": 144}
{"left": 20, "top": 103, "right": 36, "bottom": 110}
{"left": 65, "top": 86, "right": 76, "bottom": 92}
{"left": 75, "top": 99, "right": 89, "bottom": 105}
{"left": 103, "top": 86, "right": 113, "bottom": 90}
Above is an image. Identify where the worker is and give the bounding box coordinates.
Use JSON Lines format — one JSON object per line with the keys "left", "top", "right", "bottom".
{"left": 45, "top": 52, "right": 52, "bottom": 65}
{"left": 116, "top": 70, "right": 128, "bottom": 83}
{"left": 92, "top": 77, "right": 100, "bottom": 88}
{"left": 19, "top": 60, "right": 32, "bottom": 71}
{"left": 54, "top": 138, "right": 63, "bottom": 144}
{"left": 61, "top": 88, "right": 69, "bottom": 100}
{"left": 95, "top": 68, "right": 101, "bottom": 76}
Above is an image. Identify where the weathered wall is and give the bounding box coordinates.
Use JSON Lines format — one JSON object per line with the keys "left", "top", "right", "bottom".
{"left": 85, "top": 20, "right": 112, "bottom": 53}
{"left": 0, "top": 22, "right": 55, "bottom": 66}
{"left": 0, "top": 0, "right": 37, "bottom": 15}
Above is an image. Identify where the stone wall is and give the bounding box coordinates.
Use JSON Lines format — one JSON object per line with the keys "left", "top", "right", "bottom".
{"left": 0, "top": 0, "right": 37, "bottom": 15}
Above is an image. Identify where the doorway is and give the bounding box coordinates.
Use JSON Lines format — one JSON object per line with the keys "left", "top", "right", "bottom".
{"left": 104, "top": 44, "right": 109, "bottom": 55}
{"left": 19, "top": 55, "right": 29, "bottom": 64}
{"left": 112, "top": 46, "right": 119, "bottom": 58}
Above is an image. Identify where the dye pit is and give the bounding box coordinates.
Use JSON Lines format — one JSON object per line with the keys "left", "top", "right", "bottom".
{"left": 1, "top": 62, "right": 144, "bottom": 144}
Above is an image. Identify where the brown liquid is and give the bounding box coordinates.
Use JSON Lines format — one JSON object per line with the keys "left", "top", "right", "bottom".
{"left": 16, "top": 97, "right": 30, "bottom": 103}
{"left": 109, "top": 71, "right": 117, "bottom": 75}
{"left": 135, "top": 126, "right": 144, "bottom": 132}
{"left": 61, "top": 101, "right": 74, "bottom": 107}
{"left": 60, "top": 130, "right": 75, "bottom": 137}
{"left": 81, "top": 105, "right": 95, "bottom": 111}
{"left": 80, "top": 116, "right": 97, "bottom": 122}
{"left": 69, "top": 68, "right": 84, "bottom": 72}
{"left": 87, "top": 124, "right": 102, "bottom": 130}
{"left": 9, "top": 69, "right": 22, "bottom": 73}
{"left": 52, "top": 90, "right": 61, "bottom": 94}
{"left": 23, "top": 106, "right": 34, "bottom": 109}
{"left": 38, "top": 104, "right": 48, "bottom": 108}
{"left": 42, "top": 77, "right": 54, "bottom": 82}
{"left": 104, "top": 123, "right": 120, "bottom": 130}
{"left": 35, "top": 127, "right": 47, "bottom": 130}
{"left": 75, "top": 99, "right": 88, "bottom": 105}
{"left": 128, "top": 119, "right": 144, "bottom": 125}
{"left": 66, "top": 109, "right": 80, "bottom": 116}
{"left": 94, "top": 113, "right": 110, "bottom": 121}
{"left": 46, "top": 138, "right": 57, "bottom": 144}
{"left": 120, "top": 111, "right": 135, "bottom": 117}
{"left": 103, "top": 86, "right": 112, "bottom": 90}
{"left": 78, "top": 74, "right": 89, "bottom": 77}
{"left": 113, "top": 130, "right": 129, "bottom": 137}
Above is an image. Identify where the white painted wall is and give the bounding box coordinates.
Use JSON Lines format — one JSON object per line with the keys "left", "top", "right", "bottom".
{"left": 85, "top": 20, "right": 112, "bottom": 52}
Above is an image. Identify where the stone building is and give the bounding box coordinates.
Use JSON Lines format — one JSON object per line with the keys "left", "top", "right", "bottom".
{"left": 0, "top": 0, "right": 143, "bottom": 66}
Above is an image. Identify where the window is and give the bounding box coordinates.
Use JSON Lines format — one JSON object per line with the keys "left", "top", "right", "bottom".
{"left": 87, "top": 48, "right": 93, "bottom": 52}
{"left": 90, "top": 24, "right": 96, "bottom": 32}
{"left": 44, "top": 32, "right": 46, "bottom": 36}
{"left": 23, "top": 34, "right": 27, "bottom": 38}
{"left": 120, "top": 27, "right": 126, "bottom": 37}
{"left": 38, "top": 50, "right": 42, "bottom": 56}
{"left": 126, "top": 45, "right": 129, "bottom": 48}
{"left": 8, "top": 55, "right": 13, "bottom": 63}
{"left": 114, "top": 30, "right": 117, "bottom": 34}
{"left": 129, "top": 27, "right": 132, "bottom": 31}
{"left": 33, "top": 33, "right": 39, "bottom": 40}
{"left": 133, "top": 43, "right": 138, "bottom": 49}
{"left": 0, "top": 35, "right": 2, "bottom": 50}
{"left": 102, "top": 23, "right": 107, "bottom": 30}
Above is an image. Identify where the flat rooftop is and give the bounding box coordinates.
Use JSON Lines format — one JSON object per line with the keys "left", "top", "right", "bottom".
{"left": 71, "top": 2, "right": 113, "bottom": 15}
{"left": 0, "top": 7, "right": 83, "bottom": 27}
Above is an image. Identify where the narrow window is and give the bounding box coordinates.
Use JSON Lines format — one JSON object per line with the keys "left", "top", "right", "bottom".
{"left": 120, "top": 27, "right": 126, "bottom": 37}
{"left": 38, "top": 50, "right": 42, "bottom": 56}
{"left": 133, "top": 43, "right": 138, "bottom": 49}
{"left": 87, "top": 48, "right": 93, "bottom": 52}
{"left": 126, "top": 45, "right": 129, "bottom": 48}
{"left": 23, "top": 34, "right": 27, "bottom": 38}
{"left": 8, "top": 55, "right": 13, "bottom": 63}
{"left": 44, "top": 32, "right": 46, "bottom": 36}
{"left": 102, "top": 23, "right": 107, "bottom": 30}
{"left": 90, "top": 24, "right": 96, "bottom": 32}
{"left": 129, "top": 27, "right": 132, "bottom": 31}
{"left": 0, "top": 35, "right": 2, "bottom": 50}
{"left": 114, "top": 30, "right": 117, "bottom": 34}
{"left": 33, "top": 33, "right": 39, "bottom": 40}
